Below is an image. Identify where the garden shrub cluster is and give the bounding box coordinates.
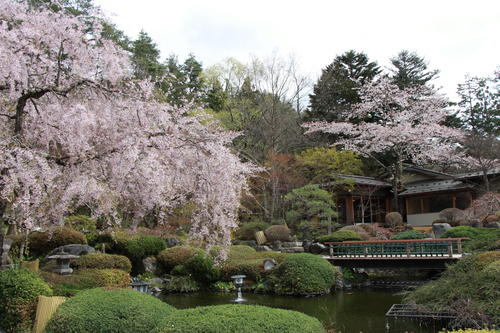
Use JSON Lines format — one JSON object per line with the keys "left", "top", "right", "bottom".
{"left": 45, "top": 288, "right": 175, "bottom": 333}
{"left": 64, "top": 215, "right": 98, "bottom": 243}
{"left": 29, "top": 227, "right": 87, "bottom": 257}
{"left": 157, "top": 246, "right": 203, "bottom": 272}
{"left": 264, "top": 225, "right": 291, "bottom": 242}
{"left": 339, "top": 225, "right": 370, "bottom": 240}
{"left": 316, "top": 230, "right": 363, "bottom": 243}
{"left": 123, "top": 235, "right": 166, "bottom": 260}
{"left": 171, "top": 253, "right": 220, "bottom": 286}
{"left": 270, "top": 253, "right": 340, "bottom": 296}
{"left": 441, "top": 226, "right": 500, "bottom": 252}
{"left": 390, "top": 229, "right": 427, "bottom": 240}
{"left": 404, "top": 251, "right": 500, "bottom": 328}
{"left": 151, "top": 304, "right": 325, "bottom": 333}
{"left": 75, "top": 269, "right": 130, "bottom": 289}
{"left": 235, "top": 221, "right": 271, "bottom": 240}
{"left": 73, "top": 253, "right": 132, "bottom": 273}
{"left": 0, "top": 268, "right": 52, "bottom": 333}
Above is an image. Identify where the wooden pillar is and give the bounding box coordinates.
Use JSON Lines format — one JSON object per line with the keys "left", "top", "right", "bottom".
{"left": 452, "top": 193, "right": 456, "bottom": 208}
{"left": 385, "top": 198, "right": 392, "bottom": 214}
{"left": 346, "top": 195, "right": 354, "bottom": 224}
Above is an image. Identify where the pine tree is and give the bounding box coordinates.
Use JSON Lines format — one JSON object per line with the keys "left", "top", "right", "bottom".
{"left": 389, "top": 50, "right": 439, "bottom": 89}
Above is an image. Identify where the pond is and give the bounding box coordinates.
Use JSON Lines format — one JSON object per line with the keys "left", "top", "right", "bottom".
{"left": 160, "top": 289, "right": 447, "bottom": 333}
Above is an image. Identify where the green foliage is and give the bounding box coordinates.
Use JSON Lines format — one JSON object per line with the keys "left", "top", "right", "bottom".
{"left": 64, "top": 215, "right": 97, "bottom": 235}
{"left": 157, "top": 246, "right": 204, "bottom": 273}
{"left": 152, "top": 304, "right": 325, "bottom": 333}
{"left": 441, "top": 226, "right": 500, "bottom": 253}
{"left": 296, "top": 147, "right": 364, "bottom": 181}
{"left": 123, "top": 235, "right": 166, "bottom": 260}
{"left": 235, "top": 221, "right": 271, "bottom": 240}
{"left": 163, "top": 276, "right": 200, "bottom": 293}
{"left": 226, "top": 245, "right": 256, "bottom": 260}
{"left": 317, "top": 230, "right": 363, "bottom": 243}
{"left": 264, "top": 225, "right": 291, "bottom": 242}
{"left": 284, "top": 184, "right": 337, "bottom": 236}
{"left": 131, "top": 30, "right": 164, "bottom": 79}
{"left": 390, "top": 230, "right": 427, "bottom": 240}
{"left": 75, "top": 269, "right": 130, "bottom": 289}
{"left": 390, "top": 50, "right": 439, "bottom": 89}
{"left": 45, "top": 288, "right": 175, "bottom": 333}
{"left": 210, "top": 281, "right": 236, "bottom": 292}
{"left": 73, "top": 253, "right": 132, "bottom": 273}
{"left": 0, "top": 269, "right": 52, "bottom": 333}
{"left": 270, "top": 253, "right": 340, "bottom": 296}
{"left": 173, "top": 254, "right": 220, "bottom": 286}
{"left": 307, "top": 50, "right": 380, "bottom": 123}
{"left": 29, "top": 227, "right": 87, "bottom": 257}
{"left": 404, "top": 252, "right": 500, "bottom": 328}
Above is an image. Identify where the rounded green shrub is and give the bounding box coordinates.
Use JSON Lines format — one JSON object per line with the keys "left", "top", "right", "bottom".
{"left": 227, "top": 245, "right": 257, "bottom": 260}
{"left": 157, "top": 246, "right": 203, "bottom": 272}
{"left": 270, "top": 253, "right": 339, "bottom": 296}
{"left": 73, "top": 253, "right": 132, "bottom": 273}
{"left": 173, "top": 253, "right": 220, "bottom": 285}
{"left": 64, "top": 215, "right": 97, "bottom": 235}
{"left": 264, "top": 225, "right": 291, "bottom": 242}
{"left": 235, "top": 221, "right": 271, "bottom": 240}
{"left": 0, "top": 268, "right": 52, "bottom": 333}
{"left": 317, "top": 230, "right": 363, "bottom": 243}
{"left": 29, "top": 227, "right": 87, "bottom": 257}
{"left": 221, "top": 258, "right": 263, "bottom": 281}
{"left": 390, "top": 229, "right": 427, "bottom": 240}
{"left": 152, "top": 304, "right": 325, "bottom": 333}
{"left": 124, "top": 235, "right": 166, "bottom": 260}
{"left": 75, "top": 269, "right": 130, "bottom": 288}
{"left": 45, "top": 288, "right": 175, "bottom": 333}
{"left": 441, "top": 226, "right": 483, "bottom": 239}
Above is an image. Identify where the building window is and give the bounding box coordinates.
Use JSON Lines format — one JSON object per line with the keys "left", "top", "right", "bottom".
{"left": 455, "top": 192, "right": 472, "bottom": 209}
{"left": 406, "top": 193, "right": 462, "bottom": 214}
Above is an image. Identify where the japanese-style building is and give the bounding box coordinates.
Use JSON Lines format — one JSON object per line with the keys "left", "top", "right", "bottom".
{"left": 326, "top": 165, "right": 500, "bottom": 226}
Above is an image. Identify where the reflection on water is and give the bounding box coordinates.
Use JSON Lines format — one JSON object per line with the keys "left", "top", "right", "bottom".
{"left": 160, "top": 289, "right": 447, "bottom": 333}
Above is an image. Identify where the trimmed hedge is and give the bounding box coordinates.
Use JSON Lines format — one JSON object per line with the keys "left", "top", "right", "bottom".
{"left": 123, "top": 235, "right": 166, "bottom": 260}
{"left": 172, "top": 253, "right": 220, "bottom": 286}
{"left": 235, "top": 221, "right": 271, "bottom": 240}
{"left": 45, "top": 288, "right": 175, "bottom": 333}
{"left": 157, "top": 246, "right": 203, "bottom": 272}
{"left": 73, "top": 253, "right": 132, "bottom": 273}
{"left": 75, "top": 269, "right": 130, "bottom": 289}
{"left": 317, "top": 230, "right": 363, "bottom": 243}
{"left": 152, "top": 304, "right": 325, "bottom": 333}
{"left": 441, "top": 227, "right": 500, "bottom": 253}
{"left": 0, "top": 268, "right": 52, "bottom": 333}
{"left": 264, "top": 225, "right": 291, "bottom": 242}
{"left": 270, "top": 253, "right": 339, "bottom": 296}
{"left": 29, "top": 227, "right": 87, "bottom": 257}
{"left": 390, "top": 230, "right": 426, "bottom": 240}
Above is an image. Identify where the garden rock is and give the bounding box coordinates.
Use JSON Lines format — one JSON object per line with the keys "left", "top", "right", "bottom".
{"left": 282, "top": 241, "right": 303, "bottom": 248}
{"left": 165, "top": 237, "right": 180, "bottom": 248}
{"left": 280, "top": 247, "right": 304, "bottom": 253}
{"left": 271, "top": 240, "right": 282, "bottom": 251}
{"left": 263, "top": 259, "right": 277, "bottom": 271}
{"left": 432, "top": 223, "right": 451, "bottom": 238}
{"left": 302, "top": 240, "right": 313, "bottom": 252}
{"left": 484, "top": 221, "right": 500, "bottom": 229}
{"left": 46, "top": 244, "right": 95, "bottom": 258}
{"left": 309, "top": 242, "right": 327, "bottom": 254}
{"left": 255, "top": 245, "right": 272, "bottom": 252}
{"left": 143, "top": 256, "right": 158, "bottom": 274}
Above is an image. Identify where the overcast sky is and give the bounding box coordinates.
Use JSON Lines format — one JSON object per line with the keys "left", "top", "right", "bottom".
{"left": 94, "top": 0, "right": 499, "bottom": 101}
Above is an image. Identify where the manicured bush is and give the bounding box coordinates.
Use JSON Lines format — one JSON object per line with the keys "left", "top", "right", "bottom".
{"left": 73, "top": 253, "right": 132, "bottom": 273}
{"left": 339, "top": 225, "right": 370, "bottom": 240}
{"left": 404, "top": 251, "right": 500, "bottom": 328}
{"left": 45, "top": 288, "right": 175, "bottom": 333}
{"left": 439, "top": 208, "right": 465, "bottom": 226}
{"left": 0, "top": 268, "right": 52, "bottom": 333}
{"left": 390, "top": 229, "right": 427, "bottom": 240}
{"left": 316, "top": 230, "right": 363, "bottom": 243}
{"left": 163, "top": 276, "right": 200, "bottom": 293}
{"left": 441, "top": 226, "right": 500, "bottom": 253}
{"left": 64, "top": 215, "right": 97, "bottom": 235}
{"left": 270, "top": 253, "right": 339, "bottom": 296}
{"left": 151, "top": 304, "right": 325, "bottom": 333}
{"left": 157, "top": 246, "right": 204, "bottom": 272}
{"left": 227, "top": 245, "right": 257, "bottom": 260}
{"left": 173, "top": 253, "right": 220, "bottom": 286}
{"left": 385, "top": 212, "right": 403, "bottom": 227}
{"left": 264, "top": 225, "right": 291, "bottom": 242}
{"left": 29, "top": 227, "right": 87, "bottom": 257}
{"left": 235, "top": 221, "right": 271, "bottom": 240}
{"left": 221, "top": 258, "right": 263, "bottom": 281}
{"left": 124, "top": 235, "right": 166, "bottom": 260}
{"left": 75, "top": 269, "right": 130, "bottom": 288}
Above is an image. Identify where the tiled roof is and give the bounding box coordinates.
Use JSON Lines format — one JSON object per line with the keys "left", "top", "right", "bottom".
{"left": 454, "top": 166, "right": 500, "bottom": 180}
{"left": 329, "top": 174, "right": 391, "bottom": 187}
{"left": 399, "top": 179, "right": 472, "bottom": 196}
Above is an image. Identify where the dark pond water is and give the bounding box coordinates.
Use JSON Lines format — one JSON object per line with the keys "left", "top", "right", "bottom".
{"left": 160, "top": 289, "right": 447, "bottom": 333}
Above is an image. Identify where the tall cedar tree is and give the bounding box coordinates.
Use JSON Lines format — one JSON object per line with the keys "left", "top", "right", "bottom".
{"left": 131, "top": 30, "right": 164, "bottom": 80}
{"left": 389, "top": 50, "right": 439, "bottom": 89}
{"left": 307, "top": 50, "right": 380, "bottom": 122}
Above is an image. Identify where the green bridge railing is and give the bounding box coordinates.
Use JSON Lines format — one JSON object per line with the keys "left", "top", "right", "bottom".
{"left": 325, "top": 238, "right": 468, "bottom": 258}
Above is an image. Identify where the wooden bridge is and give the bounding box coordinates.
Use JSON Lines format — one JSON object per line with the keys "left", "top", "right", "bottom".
{"left": 324, "top": 238, "right": 468, "bottom": 269}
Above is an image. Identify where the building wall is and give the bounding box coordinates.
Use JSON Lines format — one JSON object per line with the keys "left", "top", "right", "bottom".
{"left": 407, "top": 213, "right": 440, "bottom": 226}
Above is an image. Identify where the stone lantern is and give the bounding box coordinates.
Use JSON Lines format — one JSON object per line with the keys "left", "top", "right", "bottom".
{"left": 231, "top": 274, "right": 246, "bottom": 303}
{"left": 47, "top": 250, "right": 79, "bottom": 274}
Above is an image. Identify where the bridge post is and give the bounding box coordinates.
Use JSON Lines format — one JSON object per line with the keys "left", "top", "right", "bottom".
{"left": 457, "top": 239, "right": 462, "bottom": 255}
{"left": 329, "top": 245, "right": 333, "bottom": 258}
{"left": 405, "top": 243, "right": 411, "bottom": 258}
{"left": 447, "top": 241, "right": 453, "bottom": 257}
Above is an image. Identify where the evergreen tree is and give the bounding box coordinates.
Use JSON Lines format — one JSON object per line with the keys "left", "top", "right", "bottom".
{"left": 389, "top": 50, "right": 439, "bottom": 89}
{"left": 131, "top": 30, "right": 164, "bottom": 79}
{"left": 307, "top": 50, "right": 380, "bottom": 122}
